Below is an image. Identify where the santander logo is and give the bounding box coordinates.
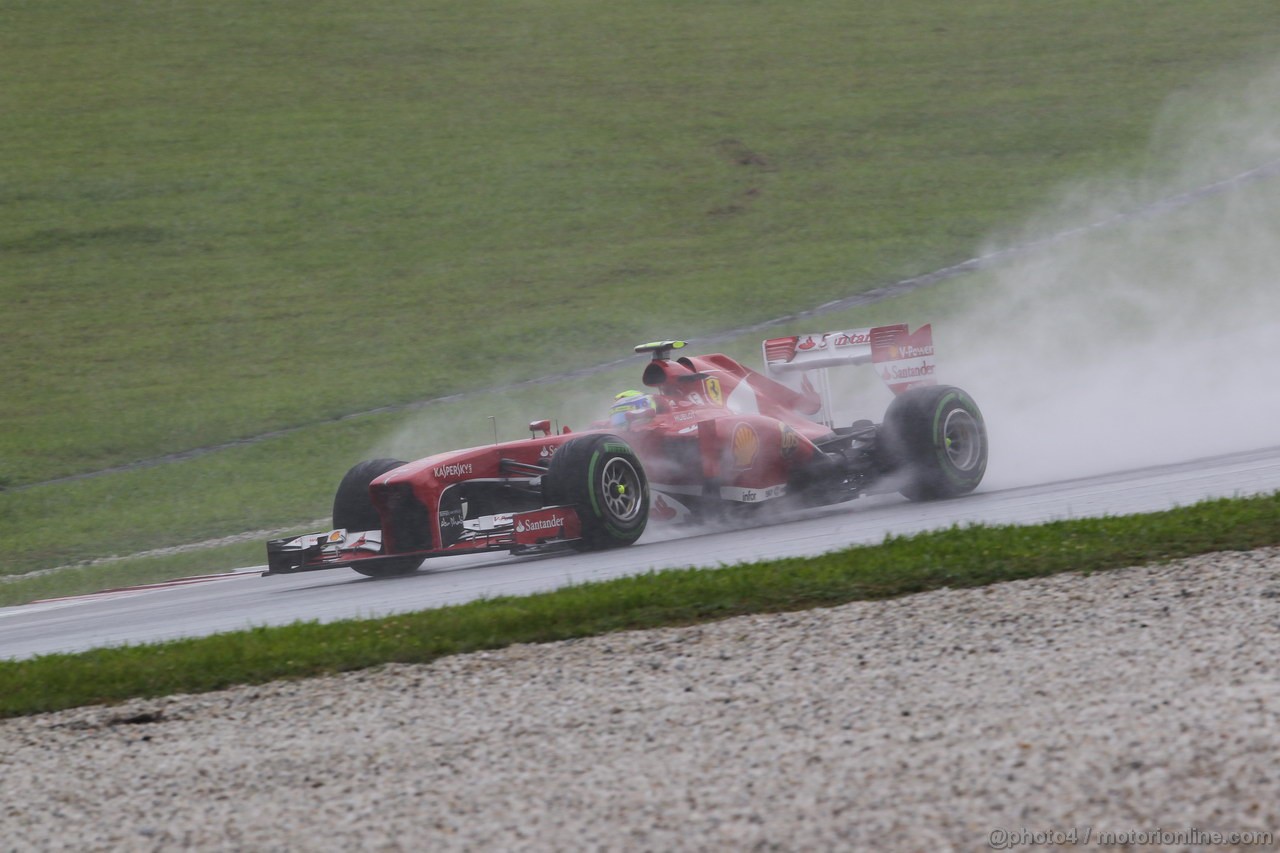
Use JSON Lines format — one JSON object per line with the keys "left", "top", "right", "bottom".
{"left": 516, "top": 514, "right": 566, "bottom": 533}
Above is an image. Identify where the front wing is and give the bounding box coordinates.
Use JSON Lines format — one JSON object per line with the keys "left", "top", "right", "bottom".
{"left": 264, "top": 505, "right": 584, "bottom": 575}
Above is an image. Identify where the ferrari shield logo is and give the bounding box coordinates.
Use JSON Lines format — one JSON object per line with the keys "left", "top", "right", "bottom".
{"left": 779, "top": 424, "right": 799, "bottom": 458}
{"left": 705, "top": 376, "right": 724, "bottom": 407}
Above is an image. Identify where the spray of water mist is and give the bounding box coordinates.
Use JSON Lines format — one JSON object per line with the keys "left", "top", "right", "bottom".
{"left": 380, "top": 62, "right": 1280, "bottom": 506}
{"left": 946, "top": 62, "right": 1280, "bottom": 489}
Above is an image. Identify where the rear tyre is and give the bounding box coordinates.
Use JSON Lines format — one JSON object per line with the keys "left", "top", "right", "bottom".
{"left": 880, "top": 385, "right": 987, "bottom": 501}
{"left": 332, "top": 458, "right": 421, "bottom": 578}
{"left": 544, "top": 434, "right": 649, "bottom": 550}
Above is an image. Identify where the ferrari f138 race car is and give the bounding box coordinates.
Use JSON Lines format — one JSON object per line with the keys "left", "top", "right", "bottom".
{"left": 266, "top": 324, "right": 987, "bottom": 577}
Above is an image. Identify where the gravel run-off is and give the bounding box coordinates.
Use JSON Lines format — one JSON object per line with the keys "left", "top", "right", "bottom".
{"left": 3, "top": 548, "right": 1280, "bottom": 851}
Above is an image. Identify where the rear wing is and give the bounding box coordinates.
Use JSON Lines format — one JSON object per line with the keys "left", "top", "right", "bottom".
{"left": 761, "top": 324, "right": 937, "bottom": 425}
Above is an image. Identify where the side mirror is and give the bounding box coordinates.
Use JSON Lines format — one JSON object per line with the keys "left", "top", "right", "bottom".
{"left": 529, "top": 419, "right": 552, "bottom": 437}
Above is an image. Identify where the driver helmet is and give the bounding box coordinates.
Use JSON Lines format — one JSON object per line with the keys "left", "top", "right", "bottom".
{"left": 610, "top": 390, "right": 657, "bottom": 428}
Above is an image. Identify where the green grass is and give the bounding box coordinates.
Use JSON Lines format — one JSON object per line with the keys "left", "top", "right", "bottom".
{"left": 2, "top": 491, "right": 1276, "bottom": 718}
{"left": 5, "top": 1, "right": 1280, "bottom": 482}
{"left": 3, "top": 0, "right": 1280, "bottom": 596}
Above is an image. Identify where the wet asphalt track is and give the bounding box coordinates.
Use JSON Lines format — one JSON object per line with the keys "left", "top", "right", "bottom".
{"left": 2, "top": 445, "right": 1279, "bottom": 661}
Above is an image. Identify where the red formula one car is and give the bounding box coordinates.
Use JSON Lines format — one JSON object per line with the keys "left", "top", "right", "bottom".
{"left": 266, "top": 324, "right": 987, "bottom": 577}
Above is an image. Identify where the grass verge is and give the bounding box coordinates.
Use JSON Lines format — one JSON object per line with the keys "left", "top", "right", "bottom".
{"left": 2, "top": 491, "right": 1276, "bottom": 719}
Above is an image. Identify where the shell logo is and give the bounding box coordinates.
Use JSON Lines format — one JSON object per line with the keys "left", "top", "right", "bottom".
{"left": 731, "top": 423, "right": 759, "bottom": 469}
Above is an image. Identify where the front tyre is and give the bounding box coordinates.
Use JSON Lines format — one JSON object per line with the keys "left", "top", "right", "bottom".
{"left": 332, "top": 458, "right": 421, "bottom": 578}
{"left": 880, "top": 385, "right": 988, "bottom": 501}
{"left": 544, "top": 434, "right": 649, "bottom": 550}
